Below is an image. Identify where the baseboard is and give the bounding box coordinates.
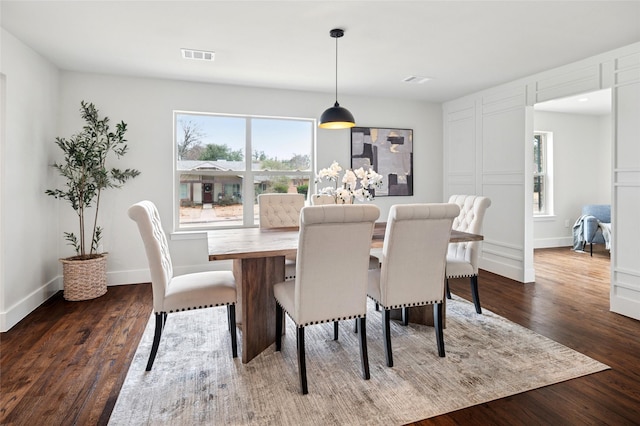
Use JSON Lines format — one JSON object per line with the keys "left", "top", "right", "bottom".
{"left": 107, "top": 268, "right": 151, "bottom": 286}
{"left": 479, "top": 257, "right": 528, "bottom": 283}
{"left": 611, "top": 297, "right": 640, "bottom": 321}
{"left": 534, "top": 237, "right": 573, "bottom": 249}
{"left": 108, "top": 261, "right": 234, "bottom": 286}
{"left": 0, "top": 277, "right": 61, "bottom": 332}
{"left": 2, "top": 261, "right": 237, "bottom": 331}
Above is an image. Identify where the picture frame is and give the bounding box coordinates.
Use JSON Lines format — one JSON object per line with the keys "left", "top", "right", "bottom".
{"left": 350, "top": 126, "right": 413, "bottom": 197}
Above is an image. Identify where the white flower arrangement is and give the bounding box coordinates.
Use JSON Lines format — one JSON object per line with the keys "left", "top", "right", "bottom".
{"left": 315, "top": 161, "right": 383, "bottom": 203}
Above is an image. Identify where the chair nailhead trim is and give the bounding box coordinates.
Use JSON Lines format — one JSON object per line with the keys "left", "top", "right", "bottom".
{"left": 447, "top": 273, "right": 476, "bottom": 278}
{"left": 164, "top": 301, "right": 235, "bottom": 314}
{"left": 276, "top": 302, "right": 364, "bottom": 328}
{"left": 366, "top": 296, "right": 442, "bottom": 310}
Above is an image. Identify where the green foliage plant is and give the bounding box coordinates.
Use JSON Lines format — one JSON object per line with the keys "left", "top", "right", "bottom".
{"left": 46, "top": 101, "right": 140, "bottom": 260}
{"left": 297, "top": 184, "right": 309, "bottom": 198}
{"left": 272, "top": 183, "right": 289, "bottom": 193}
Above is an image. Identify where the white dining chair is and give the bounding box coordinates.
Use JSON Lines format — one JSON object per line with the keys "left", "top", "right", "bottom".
{"left": 367, "top": 203, "right": 459, "bottom": 366}
{"left": 258, "top": 193, "right": 305, "bottom": 280}
{"left": 445, "top": 195, "right": 491, "bottom": 314}
{"left": 128, "top": 200, "right": 238, "bottom": 370}
{"left": 310, "top": 194, "right": 352, "bottom": 205}
{"left": 311, "top": 193, "right": 380, "bottom": 269}
{"left": 274, "top": 204, "right": 380, "bottom": 394}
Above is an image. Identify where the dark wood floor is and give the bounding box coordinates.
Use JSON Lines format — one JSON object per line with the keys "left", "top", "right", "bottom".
{"left": 1, "top": 246, "right": 639, "bottom": 425}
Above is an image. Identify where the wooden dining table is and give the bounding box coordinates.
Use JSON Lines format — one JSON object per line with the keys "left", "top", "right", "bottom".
{"left": 208, "top": 223, "right": 483, "bottom": 363}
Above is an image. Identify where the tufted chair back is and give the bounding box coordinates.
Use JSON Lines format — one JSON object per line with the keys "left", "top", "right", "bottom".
{"left": 273, "top": 204, "right": 380, "bottom": 394}
{"left": 128, "top": 200, "right": 239, "bottom": 369}
{"left": 372, "top": 203, "right": 460, "bottom": 309}
{"left": 367, "top": 203, "right": 459, "bottom": 365}
{"left": 258, "top": 193, "right": 305, "bottom": 228}
{"left": 310, "top": 194, "right": 336, "bottom": 205}
{"left": 128, "top": 200, "right": 174, "bottom": 312}
{"left": 446, "top": 195, "right": 491, "bottom": 274}
{"left": 292, "top": 204, "right": 380, "bottom": 326}
{"left": 310, "top": 194, "right": 353, "bottom": 205}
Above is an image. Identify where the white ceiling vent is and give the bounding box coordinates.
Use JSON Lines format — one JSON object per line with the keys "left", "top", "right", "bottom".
{"left": 181, "top": 48, "right": 215, "bottom": 61}
{"left": 402, "top": 75, "right": 431, "bottom": 84}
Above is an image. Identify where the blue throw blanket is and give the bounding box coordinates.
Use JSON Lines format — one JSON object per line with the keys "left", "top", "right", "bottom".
{"left": 572, "top": 215, "right": 589, "bottom": 251}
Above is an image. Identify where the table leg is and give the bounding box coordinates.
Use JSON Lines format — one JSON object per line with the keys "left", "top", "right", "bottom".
{"left": 233, "top": 256, "right": 285, "bottom": 363}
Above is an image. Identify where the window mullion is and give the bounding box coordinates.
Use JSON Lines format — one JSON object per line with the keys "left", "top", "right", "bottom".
{"left": 243, "top": 117, "right": 254, "bottom": 226}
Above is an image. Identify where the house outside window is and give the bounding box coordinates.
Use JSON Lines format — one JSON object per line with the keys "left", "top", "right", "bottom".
{"left": 175, "top": 112, "right": 314, "bottom": 230}
{"left": 533, "top": 131, "right": 553, "bottom": 215}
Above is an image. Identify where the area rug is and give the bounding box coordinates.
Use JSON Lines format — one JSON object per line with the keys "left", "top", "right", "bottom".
{"left": 109, "top": 297, "right": 609, "bottom": 425}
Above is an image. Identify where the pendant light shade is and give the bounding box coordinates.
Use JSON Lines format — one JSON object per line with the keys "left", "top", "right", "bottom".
{"left": 319, "top": 102, "right": 355, "bottom": 129}
{"left": 319, "top": 28, "right": 355, "bottom": 129}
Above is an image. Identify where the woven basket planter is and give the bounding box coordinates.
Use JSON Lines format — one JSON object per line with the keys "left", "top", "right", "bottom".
{"left": 60, "top": 254, "right": 108, "bottom": 301}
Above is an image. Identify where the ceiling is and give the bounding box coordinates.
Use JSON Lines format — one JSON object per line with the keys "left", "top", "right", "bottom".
{"left": 2, "top": 1, "right": 639, "bottom": 111}
{"left": 534, "top": 88, "right": 612, "bottom": 115}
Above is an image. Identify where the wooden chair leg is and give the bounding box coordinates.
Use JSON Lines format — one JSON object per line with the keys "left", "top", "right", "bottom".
{"left": 401, "top": 307, "right": 409, "bottom": 326}
{"left": 445, "top": 278, "right": 452, "bottom": 299}
{"left": 354, "top": 318, "right": 358, "bottom": 333}
{"left": 146, "top": 312, "right": 165, "bottom": 371}
{"left": 297, "top": 326, "right": 308, "bottom": 394}
{"left": 470, "top": 275, "right": 482, "bottom": 314}
{"left": 228, "top": 304, "right": 237, "bottom": 358}
{"left": 334, "top": 321, "right": 339, "bottom": 340}
{"left": 275, "top": 304, "right": 283, "bottom": 352}
{"left": 382, "top": 309, "right": 393, "bottom": 367}
{"left": 434, "top": 302, "right": 445, "bottom": 357}
{"left": 357, "top": 317, "right": 370, "bottom": 380}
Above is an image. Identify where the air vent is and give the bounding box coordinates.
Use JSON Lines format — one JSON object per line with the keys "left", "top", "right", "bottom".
{"left": 402, "top": 75, "right": 431, "bottom": 84}
{"left": 181, "top": 48, "right": 215, "bottom": 61}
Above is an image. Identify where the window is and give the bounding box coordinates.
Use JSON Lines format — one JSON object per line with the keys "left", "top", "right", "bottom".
{"left": 533, "top": 132, "right": 553, "bottom": 215}
{"left": 175, "top": 112, "right": 314, "bottom": 230}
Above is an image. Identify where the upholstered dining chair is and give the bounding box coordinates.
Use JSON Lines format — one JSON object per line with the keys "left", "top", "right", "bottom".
{"left": 311, "top": 194, "right": 380, "bottom": 269}
{"left": 445, "top": 195, "right": 491, "bottom": 314}
{"left": 258, "top": 193, "right": 305, "bottom": 280}
{"left": 310, "top": 194, "right": 352, "bottom": 205}
{"left": 367, "top": 203, "right": 459, "bottom": 367}
{"left": 128, "top": 200, "right": 238, "bottom": 371}
{"left": 274, "top": 204, "right": 380, "bottom": 394}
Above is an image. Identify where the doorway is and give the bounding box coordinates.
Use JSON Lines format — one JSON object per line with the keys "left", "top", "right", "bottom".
{"left": 532, "top": 88, "right": 612, "bottom": 255}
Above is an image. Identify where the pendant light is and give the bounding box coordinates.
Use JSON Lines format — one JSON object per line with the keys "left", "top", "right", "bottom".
{"left": 319, "top": 28, "right": 355, "bottom": 129}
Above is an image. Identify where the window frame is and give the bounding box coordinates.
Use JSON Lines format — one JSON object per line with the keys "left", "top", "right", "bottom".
{"left": 173, "top": 111, "right": 315, "bottom": 231}
{"left": 533, "top": 131, "right": 553, "bottom": 216}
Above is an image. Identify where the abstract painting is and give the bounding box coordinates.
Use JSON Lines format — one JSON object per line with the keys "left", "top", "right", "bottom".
{"left": 351, "top": 127, "right": 413, "bottom": 197}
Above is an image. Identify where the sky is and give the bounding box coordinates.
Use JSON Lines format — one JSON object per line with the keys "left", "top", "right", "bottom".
{"left": 176, "top": 112, "right": 313, "bottom": 161}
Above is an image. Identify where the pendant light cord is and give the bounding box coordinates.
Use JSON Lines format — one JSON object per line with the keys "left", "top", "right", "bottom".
{"left": 334, "top": 34, "right": 339, "bottom": 105}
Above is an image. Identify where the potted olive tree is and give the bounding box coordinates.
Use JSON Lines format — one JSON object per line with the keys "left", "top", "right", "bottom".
{"left": 46, "top": 101, "right": 140, "bottom": 300}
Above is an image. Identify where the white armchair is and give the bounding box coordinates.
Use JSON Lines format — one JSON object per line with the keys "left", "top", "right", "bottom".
{"left": 445, "top": 195, "right": 491, "bottom": 314}
{"left": 274, "top": 204, "right": 380, "bottom": 394}
{"left": 258, "top": 193, "right": 305, "bottom": 280}
{"left": 367, "top": 203, "right": 459, "bottom": 366}
{"left": 128, "top": 200, "right": 238, "bottom": 370}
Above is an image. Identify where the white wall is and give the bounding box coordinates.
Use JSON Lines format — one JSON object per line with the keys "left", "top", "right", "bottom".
{"left": 533, "top": 111, "right": 611, "bottom": 248}
{"left": 0, "top": 71, "right": 441, "bottom": 329}
{"left": 443, "top": 41, "right": 640, "bottom": 320}
{"left": 0, "top": 29, "right": 60, "bottom": 330}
